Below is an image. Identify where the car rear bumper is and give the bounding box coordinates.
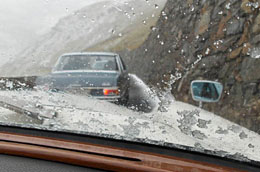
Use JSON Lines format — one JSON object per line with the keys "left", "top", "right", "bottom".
{"left": 95, "top": 96, "right": 121, "bottom": 102}
{"left": 64, "top": 87, "right": 121, "bottom": 101}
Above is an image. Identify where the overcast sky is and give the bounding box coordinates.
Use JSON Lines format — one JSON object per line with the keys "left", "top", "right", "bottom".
{"left": 0, "top": 0, "right": 103, "bottom": 56}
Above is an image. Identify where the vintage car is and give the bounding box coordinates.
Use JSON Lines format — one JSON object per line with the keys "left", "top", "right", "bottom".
{"left": 36, "top": 52, "right": 130, "bottom": 103}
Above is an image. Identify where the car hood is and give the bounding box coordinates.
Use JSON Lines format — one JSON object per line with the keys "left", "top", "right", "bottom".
{"left": 0, "top": 90, "right": 259, "bottom": 165}
{"left": 37, "top": 71, "right": 120, "bottom": 88}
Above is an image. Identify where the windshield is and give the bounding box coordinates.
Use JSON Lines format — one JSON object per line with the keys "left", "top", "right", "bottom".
{"left": 54, "top": 55, "right": 118, "bottom": 71}
{"left": 0, "top": 0, "right": 260, "bottom": 166}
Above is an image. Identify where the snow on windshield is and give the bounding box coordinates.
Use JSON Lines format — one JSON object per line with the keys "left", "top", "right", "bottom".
{"left": 0, "top": 77, "right": 259, "bottom": 163}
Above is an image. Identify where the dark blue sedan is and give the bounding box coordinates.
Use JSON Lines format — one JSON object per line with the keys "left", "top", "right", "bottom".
{"left": 36, "top": 52, "right": 130, "bottom": 103}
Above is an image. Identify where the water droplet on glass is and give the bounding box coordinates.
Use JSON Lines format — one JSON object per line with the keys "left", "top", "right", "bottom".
{"left": 205, "top": 48, "right": 210, "bottom": 55}
{"left": 161, "top": 11, "right": 166, "bottom": 16}
{"left": 159, "top": 41, "right": 164, "bottom": 45}
{"left": 225, "top": 3, "right": 231, "bottom": 9}
{"left": 191, "top": 6, "right": 194, "bottom": 11}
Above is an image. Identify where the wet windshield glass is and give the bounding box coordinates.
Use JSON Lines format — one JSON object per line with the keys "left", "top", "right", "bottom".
{"left": 0, "top": 0, "right": 259, "bottom": 165}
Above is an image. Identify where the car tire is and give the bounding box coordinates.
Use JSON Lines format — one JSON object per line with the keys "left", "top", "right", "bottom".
{"left": 118, "top": 90, "right": 129, "bottom": 106}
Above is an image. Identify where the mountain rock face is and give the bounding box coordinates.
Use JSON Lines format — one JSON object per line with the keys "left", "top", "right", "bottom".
{"left": 121, "top": 0, "right": 260, "bottom": 133}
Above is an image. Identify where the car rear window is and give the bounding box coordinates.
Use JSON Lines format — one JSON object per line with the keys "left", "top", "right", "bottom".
{"left": 54, "top": 55, "right": 118, "bottom": 71}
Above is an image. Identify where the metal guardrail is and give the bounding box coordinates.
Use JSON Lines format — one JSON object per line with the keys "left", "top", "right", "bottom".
{"left": 0, "top": 76, "right": 37, "bottom": 90}
{"left": 0, "top": 76, "right": 57, "bottom": 121}
{"left": 0, "top": 96, "right": 57, "bottom": 120}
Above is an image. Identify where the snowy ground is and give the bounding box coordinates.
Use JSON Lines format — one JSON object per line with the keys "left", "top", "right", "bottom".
{"left": 0, "top": 75, "right": 259, "bottom": 164}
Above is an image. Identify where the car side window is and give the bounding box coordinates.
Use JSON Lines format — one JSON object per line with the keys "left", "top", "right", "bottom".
{"left": 120, "top": 57, "right": 127, "bottom": 71}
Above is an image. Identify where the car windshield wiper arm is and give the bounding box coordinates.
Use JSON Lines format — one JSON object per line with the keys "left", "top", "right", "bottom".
{"left": 0, "top": 96, "right": 57, "bottom": 121}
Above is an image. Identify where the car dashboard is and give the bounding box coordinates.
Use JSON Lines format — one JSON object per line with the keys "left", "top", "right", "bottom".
{"left": 0, "top": 125, "right": 259, "bottom": 172}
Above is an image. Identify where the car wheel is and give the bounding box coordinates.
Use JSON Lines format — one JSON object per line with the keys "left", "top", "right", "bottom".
{"left": 118, "top": 90, "right": 129, "bottom": 106}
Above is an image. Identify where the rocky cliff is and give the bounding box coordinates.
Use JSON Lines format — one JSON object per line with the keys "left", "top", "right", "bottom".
{"left": 121, "top": 0, "right": 260, "bottom": 133}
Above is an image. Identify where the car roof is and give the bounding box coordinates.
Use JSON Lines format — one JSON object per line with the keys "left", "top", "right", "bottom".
{"left": 61, "top": 52, "right": 119, "bottom": 57}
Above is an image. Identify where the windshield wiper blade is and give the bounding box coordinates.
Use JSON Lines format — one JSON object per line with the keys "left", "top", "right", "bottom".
{"left": 0, "top": 96, "right": 57, "bottom": 120}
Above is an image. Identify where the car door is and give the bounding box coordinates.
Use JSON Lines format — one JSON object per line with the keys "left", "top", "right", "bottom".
{"left": 116, "top": 55, "right": 130, "bottom": 97}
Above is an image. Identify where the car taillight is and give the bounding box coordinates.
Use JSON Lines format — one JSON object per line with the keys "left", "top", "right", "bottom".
{"left": 103, "top": 88, "right": 119, "bottom": 96}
